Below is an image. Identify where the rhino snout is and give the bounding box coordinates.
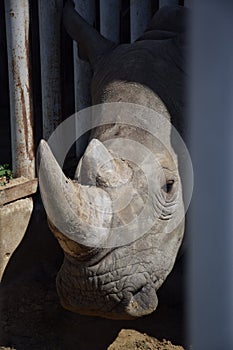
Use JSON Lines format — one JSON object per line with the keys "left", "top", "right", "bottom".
{"left": 56, "top": 255, "right": 160, "bottom": 319}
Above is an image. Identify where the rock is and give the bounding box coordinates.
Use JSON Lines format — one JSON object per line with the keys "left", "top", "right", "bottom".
{"left": 107, "top": 329, "right": 184, "bottom": 350}
{"left": 0, "top": 197, "right": 34, "bottom": 281}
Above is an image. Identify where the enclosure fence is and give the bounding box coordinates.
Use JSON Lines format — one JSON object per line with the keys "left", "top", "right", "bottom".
{"left": 3, "top": 0, "right": 189, "bottom": 178}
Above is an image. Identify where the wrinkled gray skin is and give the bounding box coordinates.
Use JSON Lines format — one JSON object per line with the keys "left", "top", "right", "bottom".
{"left": 38, "top": 1, "right": 187, "bottom": 319}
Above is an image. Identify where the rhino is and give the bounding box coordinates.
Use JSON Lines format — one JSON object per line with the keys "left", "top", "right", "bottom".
{"left": 38, "top": 1, "right": 188, "bottom": 320}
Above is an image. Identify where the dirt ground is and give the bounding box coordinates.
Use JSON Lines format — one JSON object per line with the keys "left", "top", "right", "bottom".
{"left": 108, "top": 329, "right": 184, "bottom": 350}
{"left": 0, "top": 329, "right": 184, "bottom": 350}
{"left": 0, "top": 202, "right": 187, "bottom": 350}
{"left": 0, "top": 331, "right": 184, "bottom": 350}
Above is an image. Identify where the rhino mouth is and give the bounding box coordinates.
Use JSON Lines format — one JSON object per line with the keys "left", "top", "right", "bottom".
{"left": 57, "top": 284, "right": 159, "bottom": 320}
{"left": 48, "top": 222, "right": 159, "bottom": 319}
{"left": 126, "top": 284, "right": 159, "bottom": 318}
{"left": 55, "top": 250, "right": 160, "bottom": 319}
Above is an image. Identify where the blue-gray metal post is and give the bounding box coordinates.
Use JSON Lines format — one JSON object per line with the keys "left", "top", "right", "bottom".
{"left": 159, "top": 0, "right": 179, "bottom": 7}
{"left": 189, "top": 1, "right": 233, "bottom": 349}
{"left": 100, "top": 0, "right": 121, "bottom": 43}
{"left": 73, "top": 0, "right": 95, "bottom": 113}
{"left": 38, "top": 0, "right": 63, "bottom": 140}
{"left": 73, "top": 0, "right": 95, "bottom": 158}
{"left": 130, "top": 0, "right": 151, "bottom": 42}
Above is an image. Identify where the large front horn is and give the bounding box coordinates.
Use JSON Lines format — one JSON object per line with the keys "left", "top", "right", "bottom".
{"left": 37, "top": 140, "right": 112, "bottom": 255}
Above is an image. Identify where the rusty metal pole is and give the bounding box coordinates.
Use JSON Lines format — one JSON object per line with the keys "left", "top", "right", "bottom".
{"left": 38, "top": 0, "right": 63, "bottom": 140}
{"left": 100, "top": 0, "right": 121, "bottom": 43}
{"left": 130, "top": 0, "right": 151, "bottom": 43}
{"left": 4, "top": 0, "right": 35, "bottom": 179}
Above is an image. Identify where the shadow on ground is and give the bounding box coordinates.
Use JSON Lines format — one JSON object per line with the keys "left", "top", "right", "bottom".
{"left": 0, "top": 198, "right": 186, "bottom": 350}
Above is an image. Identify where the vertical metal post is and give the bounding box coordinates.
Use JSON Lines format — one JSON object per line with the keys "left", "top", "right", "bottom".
{"left": 4, "top": 0, "right": 35, "bottom": 179}
{"left": 73, "top": 0, "right": 95, "bottom": 158}
{"left": 38, "top": 0, "right": 63, "bottom": 140}
{"left": 189, "top": 1, "right": 233, "bottom": 349}
{"left": 130, "top": 0, "right": 151, "bottom": 42}
{"left": 73, "top": 0, "right": 95, "bottom": 112}
{"left": 159, "top": 0, "right": 179, "bottom": 7}
{"left": 100, "top": 0, "right": 121, "bottom": 43}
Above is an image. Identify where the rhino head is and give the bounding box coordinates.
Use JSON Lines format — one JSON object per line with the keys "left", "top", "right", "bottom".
{"left": 38, "top": 120, "right": 185, "bottom": 319}
{"left": 38, "top": 3, "right": 188, "bottom": 319}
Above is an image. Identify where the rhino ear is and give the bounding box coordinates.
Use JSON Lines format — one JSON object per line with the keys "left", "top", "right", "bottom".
{"left": 75, "top": 139, "right": 132, "bottom": 187}
{"left": 63, "top": 0, "right": 114, "bottom": 67}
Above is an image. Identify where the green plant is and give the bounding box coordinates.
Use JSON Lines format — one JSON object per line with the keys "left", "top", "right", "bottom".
{"left": 0, "top": 164, "right": 13, "bottom": 186}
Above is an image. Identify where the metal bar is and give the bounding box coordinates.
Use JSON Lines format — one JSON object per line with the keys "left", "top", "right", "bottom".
{"left": 38, "top": 0, "right": 63, "bottom": 140}
{"left": 159, "top": 0, "right": 179, "bottom": 7}
{"left": 73, "top": 0, "right": 95, "bottom": 158}
{"left": 184, "top": 0, "right": 191, "bottom": 8}
{"left": 4, "top": 0, "right": 35, "bottom": 179}
{"left": 130, "top": 0, "right": 152, "bottom": 42}
{"left": 100, "top": 0, "right": 121, "bottom": 43}
{"left": 130, "top": 0, "right": 151, "bottom": 42}
{"left": 189, "top": 1, "right": 233, "bottom": 349}
{"left": 73, "top": 0, "right": 95, "bottom": 111}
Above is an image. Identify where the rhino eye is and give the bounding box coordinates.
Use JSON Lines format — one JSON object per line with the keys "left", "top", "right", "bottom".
{"left": 162, "top": 180, "right": 174, "bottom": 194}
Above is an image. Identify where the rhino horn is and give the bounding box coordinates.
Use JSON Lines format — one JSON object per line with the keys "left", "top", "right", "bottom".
{"left": 75, "top": 138, "right": 133, "bottom": 188}
{"left": 37, "top": 140, "right": 112, "bottom": 256}
{"left": 63, "top": 0, "right": 115, "bottom": 67}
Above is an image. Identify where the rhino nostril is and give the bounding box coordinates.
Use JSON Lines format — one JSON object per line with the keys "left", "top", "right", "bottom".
{"left": 132, "top": 285, "right": 144, "bottom": 296}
